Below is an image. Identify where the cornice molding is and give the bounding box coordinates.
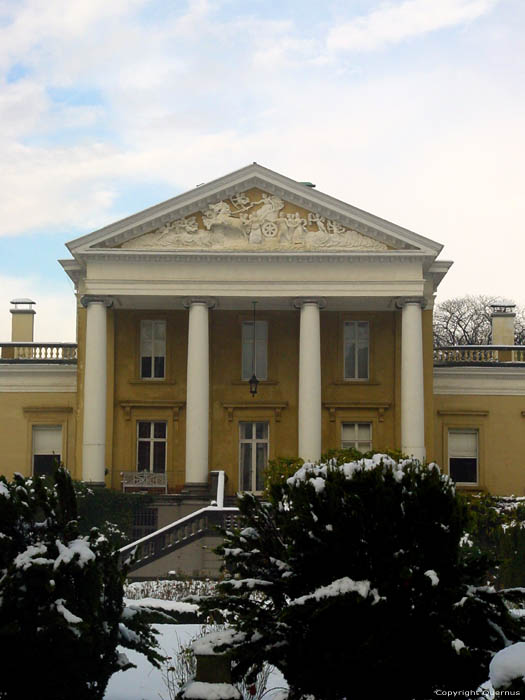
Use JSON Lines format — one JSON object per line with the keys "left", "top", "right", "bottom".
{"left": 74, "top": 249, "right": 435, "bottom": 266}
{"left": 0, "top": 365, "right": 77, "bottom": 393}
{"left": 434, "top": 366, "right": 525, "bottom": 396}
{"left": 23, "top": 406, "right": 74, "bottom": 415}
{"left": 437, "top": 410, "right": 489, "bottom": 416}
{"left": 222, "top": 401, "right": 288, "bottom": 422}
{"left": 323, "top": 401, "right": 391, "bottom": 422}
{"left": 119, "top": 400, "right": 185, "bottom": 422}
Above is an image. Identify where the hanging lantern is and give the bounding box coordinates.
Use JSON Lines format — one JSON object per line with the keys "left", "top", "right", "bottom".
{"left": 249, "top": 373, "right": 259, "bottom": 396}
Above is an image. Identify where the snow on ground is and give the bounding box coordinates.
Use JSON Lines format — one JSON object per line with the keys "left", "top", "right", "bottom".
{"left": 105, "top": 624, "right": 288, "bottom": 700}
{"left": 105, "top": 624, "right": 200, "bottom": 700}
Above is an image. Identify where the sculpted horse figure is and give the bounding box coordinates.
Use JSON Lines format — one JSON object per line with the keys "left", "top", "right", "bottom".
{"left": 202, "top": 201, "right": 247, "bottom": 240}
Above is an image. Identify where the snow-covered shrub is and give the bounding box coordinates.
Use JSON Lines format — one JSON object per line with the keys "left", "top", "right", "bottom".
{"left": 75, "top": 479, "right": 153, "bottom": 547}
{"left": 0, "top": 468, "right": 161, "bottom": 700}
{"left": 202, "top": 454, "right": 525, "bottom": 700}
{"left": 489, "top": 642, "right": 525, "bottom": 696}
{"left": 124, "top": 577, "right": 217, "bottom": 601}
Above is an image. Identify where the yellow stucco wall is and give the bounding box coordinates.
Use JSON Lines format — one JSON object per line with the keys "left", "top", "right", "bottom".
{"left": 0, "top": 392, "right": 76, "bottom": 480}
{"left": 434, "top": 393, "right": 525, "bottom": 496}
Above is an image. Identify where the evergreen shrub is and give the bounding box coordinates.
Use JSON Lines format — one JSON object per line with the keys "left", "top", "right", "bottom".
{"left": 203, "top": 453, "right": 525, "bottom": 700}
{"left": 0, "top": 468, "right": 160, "bottom": 700}
{"left": 464, "top": 492, "right": 525, "bottom": 588}
{"left": 74, "top": 480, "right": 153, "bottom": 547}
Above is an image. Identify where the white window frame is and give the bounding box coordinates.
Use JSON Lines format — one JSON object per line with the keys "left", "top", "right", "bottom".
{"left": 241, "top": 320, "right": 268, "bottom": 381}
{"left": 341, "top": 422, "right": 372, "bottom": 453}
{"left": 32, "top": 425, "right": 62, "bottom": 476}
{"left": 448, "top": 429, "right": 478, "bottom": 485}
{"left": 136, "top": 421, "right": 167, "bottom": 473}
{"left": 140, "top": 320, "right": 166, "bottom": 379}
{"left": 344, "top": 321, "right": 369, "bottom": 380}
{"left": 238, "top": 421, "right": 269, "bottom": 493}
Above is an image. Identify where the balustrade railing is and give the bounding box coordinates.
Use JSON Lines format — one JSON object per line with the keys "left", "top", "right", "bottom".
{"left": 0, "top": 342, "right": 77, "bottom": 362}
{"left": 121, "top": 471, "right": 168, "bottom": 493}
{"left": 119, "top": 506, "right": 240, "bottom": 571}
{"left": 434, "top": 345, "right": 525, "bottom": 365}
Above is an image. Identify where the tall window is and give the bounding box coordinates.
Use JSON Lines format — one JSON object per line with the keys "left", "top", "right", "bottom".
{"left": 32, "top": 425, "right": 62, "bottom": 476}
{"left": 242, "top": 321, "right": 268, "bottom": 380}
{"left": 448, "top": 429, "right": 478, "bottom": 484}
{"left": 137, "top": 421, "right": 167, "bottom": 473}
{"left": 239, "top": 422, "right": 269, "bottom": 492}
{"left": 140, "top": 320, "right": 166, "bottom": 379}
{"left": 344, "top": 321, "right": 369, "bottom": 380}
{"left": 341, "top": 423, "right": 372, "bottom": 453}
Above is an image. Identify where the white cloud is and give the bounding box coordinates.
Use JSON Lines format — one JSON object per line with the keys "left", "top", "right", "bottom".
{"left": 0, "top": 79, "right": 49, "bottom": 138}
{"left": 327, "top": 0, "right": 499, "bottom": 52}
{"left": 0, "top": 0, "right": 524, "bottom": 317}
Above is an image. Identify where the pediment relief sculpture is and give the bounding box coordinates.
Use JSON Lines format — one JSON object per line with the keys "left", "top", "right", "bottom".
{"left": 119, "top": 190, "right": 390, "bottom": 252}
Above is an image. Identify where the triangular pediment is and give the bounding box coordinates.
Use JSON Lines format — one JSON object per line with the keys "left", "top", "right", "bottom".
{"left": 65, "top": 163, "right": 443, "bottom": 257}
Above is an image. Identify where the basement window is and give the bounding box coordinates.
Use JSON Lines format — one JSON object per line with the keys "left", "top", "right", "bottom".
{"left": 132, "top": 506, "right": 158, "bottom": 541}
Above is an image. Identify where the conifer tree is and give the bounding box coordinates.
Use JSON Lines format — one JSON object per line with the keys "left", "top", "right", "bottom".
{"left": 202, "top": 454, "right": 525, "bottom": 700}
{"left": 0, "top": 467, "right": 161, "bottom": 700}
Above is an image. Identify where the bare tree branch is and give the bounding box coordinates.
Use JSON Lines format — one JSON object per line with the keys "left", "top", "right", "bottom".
{"left": 433, "top": 295, "right": 523, "bottom": 346}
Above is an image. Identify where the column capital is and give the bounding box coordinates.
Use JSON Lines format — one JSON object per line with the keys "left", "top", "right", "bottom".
{"left": 293, "top": 297, "right": 327, "bottom": 310}
{"left": 183, "top": 296, "right": 217, "bottom": 309}
{"left": 80, "top": 295, "right": 113, "bottom": 308}
{"left": 395, "top": 297, "right": 427, "bottom": 310}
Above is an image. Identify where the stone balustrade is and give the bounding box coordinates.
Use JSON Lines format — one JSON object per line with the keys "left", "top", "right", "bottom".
{"left": 120, "top": 471, "right": 168, "bottom": 493}
{"left": 0, "top": 342, "right": 77, "bottom": 362}
{"left": 119, "top": 506, "right": 240, "bottom": 572}
{"left": 434, "top": 345, "right": 525, "bottom": 365}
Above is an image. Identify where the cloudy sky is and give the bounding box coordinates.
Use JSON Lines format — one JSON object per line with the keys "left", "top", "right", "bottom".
{"left": 1, "top": 0, "right": 523, "bottom": 341}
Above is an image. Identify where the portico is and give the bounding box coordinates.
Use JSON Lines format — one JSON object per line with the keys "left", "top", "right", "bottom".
{"left": 62, "top": 163, "right": 450, "bottom": 491}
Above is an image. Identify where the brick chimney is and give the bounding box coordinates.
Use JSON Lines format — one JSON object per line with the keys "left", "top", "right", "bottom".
{"left": 10, "top": 298, "right": 36, "bottom": 342}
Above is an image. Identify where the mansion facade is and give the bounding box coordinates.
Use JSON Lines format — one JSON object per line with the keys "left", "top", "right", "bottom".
{"left": 2, "top": 164, "right": 525, "bottom": 573}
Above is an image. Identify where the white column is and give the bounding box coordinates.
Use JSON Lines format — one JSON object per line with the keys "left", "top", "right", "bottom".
{"left": 296, "top": 299, "right": 323, "bottom": 462}
{"left": 399, "top": 299, "right": 426, "bottom": 461}
{"left": 81, "top": 296, "right": 111, "bottom": 484}
{"left": 185, "top": 298, "right": 214, "bottom": 484}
